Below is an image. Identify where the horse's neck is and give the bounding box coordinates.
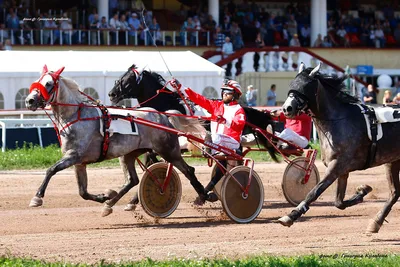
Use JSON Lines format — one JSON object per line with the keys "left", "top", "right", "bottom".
{"left": 312, "top": 84, "right": 348, "bottom": 120}
{"left": 52, "top": 80, "right": 84, "bottom": 122}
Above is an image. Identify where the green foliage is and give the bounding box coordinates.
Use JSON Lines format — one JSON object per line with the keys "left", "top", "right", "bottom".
{"left": 1, "top": 254, "right": 400, "bottom": 267}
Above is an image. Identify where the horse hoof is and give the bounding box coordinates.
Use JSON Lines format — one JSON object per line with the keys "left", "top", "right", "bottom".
{"left": 124, "top": 204, "right": 136, "bottom": 211}
{"left": 277, "top": 216, "right": 293, "bottom": 227}
{"left": 102, "top": 206, "right": 113, "bottom": 217}
{"left": 356, "top": 185, "right": 373, "bottom": 196}
{"left": 366, "top": 219, "right": 381, "bottom": 233}
{"left": 29, "top": 196, "right": 43, "bottom": 207}
{"left": 104, "top": 189, "right": 118, "bottom": 199}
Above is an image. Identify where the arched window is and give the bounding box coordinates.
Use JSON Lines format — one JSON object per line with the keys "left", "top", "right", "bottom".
{"left": 83, "top": 87, "right": 99, "bottom": 100}
{"left": 15, "top": 88, "right": 30, "bottom": 109}
{"left": 202, "top": 86, "right": 218, "bottom": 99}
{"left": 0, "top": 92, "right": 4, "bottom": 109}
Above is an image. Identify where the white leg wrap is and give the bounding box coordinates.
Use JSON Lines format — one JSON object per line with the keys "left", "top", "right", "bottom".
{"left": 296, "top": 201, "right": 309, "bottom": 214}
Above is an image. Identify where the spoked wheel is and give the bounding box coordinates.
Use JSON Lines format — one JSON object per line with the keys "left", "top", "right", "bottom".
{"left": 220, "top": 166, "right": 264, "bottom": 223}
{"left": 139, "top": 162, "right": 181, "bottom": 218}
{"left": 282, "top": 156, "right": 320, "bottom": 206}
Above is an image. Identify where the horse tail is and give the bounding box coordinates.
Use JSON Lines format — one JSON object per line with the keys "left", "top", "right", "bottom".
{"left": 165, "top": 110, "right": 206, "bottom": 138}
{"left": 242, "top": 106, "right": 280, "bottom": 163}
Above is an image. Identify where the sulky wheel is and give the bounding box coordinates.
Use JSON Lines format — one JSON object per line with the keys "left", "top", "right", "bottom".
{"left": 220, "top": 166, "right": 264, "bottom": 223}
{"left": 139, "top": 162, "right": 181, "bottom": 218}
{"left": 282, "top": 156, "right": 320, "bottom": 206}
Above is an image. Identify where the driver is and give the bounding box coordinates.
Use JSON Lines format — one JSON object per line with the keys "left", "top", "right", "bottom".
{"left": 171, "top": 79, "right": 246, "bottom": 203}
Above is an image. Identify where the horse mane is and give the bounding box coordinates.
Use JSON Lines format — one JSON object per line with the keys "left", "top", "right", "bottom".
{"left": 242, "top": 106, "right": 279, "bottom": 162}
{"left": 59, "top": 76, "right": 87, "bottom": 102}
{"left": 305, "top": 68, "right": 360, "bottom": 104}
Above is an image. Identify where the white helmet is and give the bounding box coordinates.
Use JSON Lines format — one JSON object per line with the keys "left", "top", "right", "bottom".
{"left": 221, "top": 79, "right": 242, "bottom": 96}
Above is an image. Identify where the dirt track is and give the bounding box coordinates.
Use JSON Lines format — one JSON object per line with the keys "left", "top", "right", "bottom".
{"left": 1, "top": 161, "right": 400, "bottom": 264}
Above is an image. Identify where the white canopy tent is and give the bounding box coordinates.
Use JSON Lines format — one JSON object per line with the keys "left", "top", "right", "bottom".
{"left": 0, "top": 51, "right": 225, "bottom": 109}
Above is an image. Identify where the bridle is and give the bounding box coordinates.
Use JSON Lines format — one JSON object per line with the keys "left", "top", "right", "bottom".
{"left": 29, "top": 67, "right": 64, "bottom": 106}
{"left": 114, "top": 68, "right": 143, "bottom": 99}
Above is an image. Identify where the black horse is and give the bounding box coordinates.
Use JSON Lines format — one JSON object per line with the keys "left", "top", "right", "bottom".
{"left": 278, "top": 62, "right": 400, "bottom": 233}
{"left": 108, "top": 64, "right": 279, "bottom": 162}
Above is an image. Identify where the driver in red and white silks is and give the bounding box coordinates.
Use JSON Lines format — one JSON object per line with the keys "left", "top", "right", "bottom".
{"left": 172, "top": 79, "right": 246, "bottom": 152}
{"left": 271, "top": 109, "right": 312, "bottom": 148}
{"left": 171, "top": 79, "right": 246, "bottom": 202}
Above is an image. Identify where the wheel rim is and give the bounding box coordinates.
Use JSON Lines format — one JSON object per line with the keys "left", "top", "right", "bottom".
{"left": 139, "top": 162, "right": 181, "bottom": 218}
{"left": 221, "top": 166, "right": 264, "bottom": 223}
{"left": 282, "top": 157, "right": 320, "bottom": 206}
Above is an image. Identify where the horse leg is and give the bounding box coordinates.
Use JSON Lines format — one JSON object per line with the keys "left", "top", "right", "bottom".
{"left": 278, "top": 160, "right": 341, "bottom": 227}
{"left": 75, "top": 164, "right": 117, "bottom": 203}
{"left": 29, "top": 152, "right": 79, "bottom": 207}
{"left": 124, "top": 191, "right": 139, "bottom": 211}
{"left": 366, "top": 160, "right": 400, "bottom": 233}
{"left": 144, "top": 152, "right": 160, "bottom": 167}
{"left": 102, "top": 151, "right": 140, "bottom": 217}
{"left": 334, "top": 173, "right": 372, "bottom": 210}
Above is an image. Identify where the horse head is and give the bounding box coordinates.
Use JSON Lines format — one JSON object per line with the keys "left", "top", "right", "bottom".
{"left": 26, "top": 65, "right": 65, "bottom": 111}
{"left": 108, "top": 64, "right": 145, "bottom": 105}
{"left": 282, "top": 62, "right": 321, "bottom": 118}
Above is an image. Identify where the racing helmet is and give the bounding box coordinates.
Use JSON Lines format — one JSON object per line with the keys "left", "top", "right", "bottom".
{"left": 221, "top": 79, "right": 242, "bottom": 99}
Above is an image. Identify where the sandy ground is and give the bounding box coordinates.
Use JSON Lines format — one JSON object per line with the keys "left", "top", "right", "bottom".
{"left": 1, "top": 161, "right": 400, "bottom": 264}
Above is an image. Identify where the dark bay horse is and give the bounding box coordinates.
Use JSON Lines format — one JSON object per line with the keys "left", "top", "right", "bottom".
{"left": 278, "top": 62, "right": 400, "bottom": 233}
{"left": 25, "top": 65, "right": 210, "bottom": 215}
{"left": 108, "top": 64, "right": 279, "bottom": 162}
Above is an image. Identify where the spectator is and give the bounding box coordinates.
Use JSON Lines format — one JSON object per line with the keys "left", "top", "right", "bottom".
{"left": 246, "top": 85, "right": 257, "bottom": 107}
{"left": 382, "top": 90, "right": 393, "bottom": 104}
{"left": 60, "top": 13, "right": 73, "bottom": 45}
{"left": 214, "top": 26, "right": 225, "bottom": 51}
{"left": 300, "top": 24, "right": 311, "bottom": 46}
{"left": 266, "top": 84, "right": 277, "bottom": 106}
{"left": 253, "top": 32, "right": 264, "bottom": 71}
{"left": 287, "top": 14, "right": 298, "bottom": 38}
{"left": 192, "top": 16, "right": 201, "bottom": 44}
{"left": 222, "top": 36, "right": 234, "bottom": 77}
{"left": 89, "top": 13, "right": 100, "bottom": 45}
{"left": 109, "top": 13, "right": 121, "bottom": 45}
{"left": 4, "top": 38, "right": 12, "bottom": 50}
{"left": 128, "top": 12, "right": 142, "bottom": 45}
{"left": 363, "top": 84, "right": 377, "bottom": 104}
{"left": 119, "top": 14, "right": 130, "bottom": 45}
{"left": 0, "top": 41, "right": 3, "bottom": 50}
{"left": 180, "top": 17, "right": 196, "bottom": 45}
{"left": 393, "top": 93, "right": 400, "bottom": 104}
{"left": 148, "top": 17, "right": 161, "bottom": 46}
{"left": 6, "top": 10, "right": 19, "bottom": 44}
{"left": 221, "top": 16, "right": 231, "bottom": 37}
{"left": 0, "top": 23, "right": 9, "bottom": 41}
{"left": 321, "top": 36, "right": 332, "bottom": 47}
{"left": 43, "top": 16, "right": 58, "bottom": 45}
{"left": 360, "top": 23, "right": 370, "bottom": 46}
{"left": 336, "top": 25, "right": 349, "bottom": 47}
{"left": 289, "top": 33, "right": 301, "bottom": 47}
{"left": 98, "top": 16, "right": 110, "bottom": 45}
{"left": 374, "top": 24, "right": 386, "bottom": 48}
{"left": 313, "top": 33, "right": 323, "bottom": 47}
{"left": 203, "top": 14, "right": 216, "bottom": 33}
{"left": 230, "top": 21, "right": 243, "bottom": 50}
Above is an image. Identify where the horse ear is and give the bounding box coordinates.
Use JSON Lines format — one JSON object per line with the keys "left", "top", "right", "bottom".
{"left": 53, "top": 66, "right": 65, "bottom": 79}
{"left": 298, "top": 62, "right": 306, "bottom": 73}
{"left": 42, "top": 64, "right": 48, "bottom": 74}
{"left": 309, "top": 62, "right": 322, "bottom": 77}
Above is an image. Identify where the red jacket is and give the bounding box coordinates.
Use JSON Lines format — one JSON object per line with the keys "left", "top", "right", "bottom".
{"left": 185, "top": 88, "right": 246, "bottom": 143}
{"left": 277, "top": 112, "right": 312, "bottom": 140}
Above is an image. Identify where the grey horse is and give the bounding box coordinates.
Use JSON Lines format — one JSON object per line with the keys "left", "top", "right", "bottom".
{"left": 25, "top": 65, "right": 209, "bottom": 216}
{"left": 278, "top": 62, "right": 400, "bottom": 233}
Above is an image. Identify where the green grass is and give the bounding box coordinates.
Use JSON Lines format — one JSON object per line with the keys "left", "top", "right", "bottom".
{"left": 1, "top": 254, "right": 400, "bottom": 267}
{"left": 0, "top": 142, "right": 321, "bottom": 171}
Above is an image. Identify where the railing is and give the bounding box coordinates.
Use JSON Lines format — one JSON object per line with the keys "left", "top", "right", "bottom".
{"left": 0, "top": 28, "right": 215, "bottom": 47}
{"left": 214, "top": 47, "right": 369, "bottom": 97}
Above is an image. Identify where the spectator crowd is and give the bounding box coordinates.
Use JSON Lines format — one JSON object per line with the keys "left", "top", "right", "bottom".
{"left": 1, "top": 0, "right": 400, "bottom": 49}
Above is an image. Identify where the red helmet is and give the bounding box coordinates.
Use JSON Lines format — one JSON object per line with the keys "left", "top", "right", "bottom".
{"left": 221, "top": 79, "right": 242, "bottom": 96}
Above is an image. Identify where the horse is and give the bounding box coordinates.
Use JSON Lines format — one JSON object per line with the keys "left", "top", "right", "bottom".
{"left": 25, "top": 65, "right": 211, "bottom": 215}
{"left": 107, "top": 64, "right": 279, "bottom": 162}
{"left": 277, "top": 62, "right": 400, "bottom": 233}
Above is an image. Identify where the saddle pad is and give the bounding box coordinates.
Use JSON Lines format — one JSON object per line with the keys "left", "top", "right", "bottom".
{"left": 374, "top": 106, "right": 400, "bottom": 123}
{"left": 97, "top": 107, "right": 139, "bottom": 137}
{"left": 355, "top": 104, "right": 383, "bottom": 141}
